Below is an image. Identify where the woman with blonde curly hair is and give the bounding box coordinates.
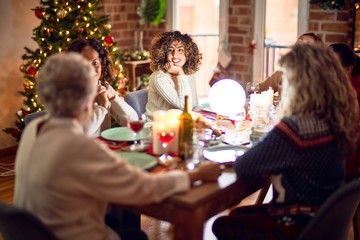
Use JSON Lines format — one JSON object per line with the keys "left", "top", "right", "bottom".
{"left": 145, "top": 31, "right": 202, "bottom": 120}
{"left": 212, "top": 44, "right": 360, "bottom": 240}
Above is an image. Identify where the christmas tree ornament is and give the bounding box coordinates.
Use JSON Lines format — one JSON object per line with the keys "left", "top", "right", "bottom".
{"left": 77, "top": 27, "right": 84, "bottom": 34}
{"left": 5, "top": 0, "right": 127, "bottom": 141}
{"left": 27, "top": 66, "right": 37, "bottom": 76}
{"left": 105, "top": 35, "right": 114, "bottom": 46}
{"left": 57, "top": 9, "right": 67, "bottom": 19}
{"left": 34, "top": 8, "right": 45, "bottom": 19}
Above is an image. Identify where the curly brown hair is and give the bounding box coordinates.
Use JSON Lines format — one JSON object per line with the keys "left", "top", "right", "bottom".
{"left": 67, "top": 38, "right": 114, "bottom": 86}
{"left": 149, "top": 31, "right": 202, "bottom": 75}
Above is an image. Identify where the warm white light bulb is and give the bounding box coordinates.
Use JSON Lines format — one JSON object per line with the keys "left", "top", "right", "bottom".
{"left": 208, "top": 79, "right": 246, "bottom": 116}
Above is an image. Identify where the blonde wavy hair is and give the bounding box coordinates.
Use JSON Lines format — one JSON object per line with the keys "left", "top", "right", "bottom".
{"left": 279, "top": 44, "right": 359, "bottom": 155}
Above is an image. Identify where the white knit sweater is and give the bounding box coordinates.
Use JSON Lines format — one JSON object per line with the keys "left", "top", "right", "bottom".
{"left": 146, "top": 70, "right": 199, "bottom": 120}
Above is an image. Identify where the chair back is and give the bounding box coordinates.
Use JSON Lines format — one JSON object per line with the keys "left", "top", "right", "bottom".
{"left": 298, "top": 180, "right": 360, "bottom": 240}
{"left": 125, "top": 88, "right": 148, "bottom": 117}
{"left": 0, "top": 202, "right": 58, "bottom": 240}
{"left": 24, "top": 111, "right": 47, "bottom": 125}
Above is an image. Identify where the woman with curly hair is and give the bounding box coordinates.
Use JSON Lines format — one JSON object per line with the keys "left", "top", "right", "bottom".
{"left": 212, "top": 44, "right": 360, "bottom": 239}
{"left": 67, "top": 38, "right": 138, "bottom": 136}
{"left": 145, "top": 31, "right": 202, "bottom": 120}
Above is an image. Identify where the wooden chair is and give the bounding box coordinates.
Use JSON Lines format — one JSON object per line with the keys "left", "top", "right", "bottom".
{"left": 0, "top": 202, "right": 58, "bottom": 240}
{"left": 125, "top": 88, "right": 148, "bottom": 118}
{"left": 297, "top": 180, "right": 360, "bottom": 240}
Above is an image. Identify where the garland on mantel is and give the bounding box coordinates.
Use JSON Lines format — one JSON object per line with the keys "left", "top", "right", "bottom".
{"left": 309, "top": 0, "right": 344, "bottom": 10}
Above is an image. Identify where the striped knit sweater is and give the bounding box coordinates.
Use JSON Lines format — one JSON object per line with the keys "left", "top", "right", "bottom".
{"left": 235, "top": 115, "right": 345, "bottom": 207}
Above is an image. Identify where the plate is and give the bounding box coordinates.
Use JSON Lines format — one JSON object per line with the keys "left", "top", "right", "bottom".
{"left": 116, "top": 151, "right": 157, "bottom": 170}
{"left": 203, "top": 145, "right": 248, "bottom": 165}
{"left": 101, "top": 122, "right": 152, "bottom": 142}
{"left": 197, "top": 103, "right": 216, "bottom": 114}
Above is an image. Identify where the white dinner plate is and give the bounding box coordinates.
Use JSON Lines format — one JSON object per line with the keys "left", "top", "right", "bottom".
{"left": 116, "top": 151, "right": 157, "bottom": 170}
{"left": 203, "top": 145, "right": 248, "bottom": 165}
{"left": 100, "top": 122, "right": 152, "bottom": 142}
{"left": 197, "top": 103, "right": 216, "bottom": 114}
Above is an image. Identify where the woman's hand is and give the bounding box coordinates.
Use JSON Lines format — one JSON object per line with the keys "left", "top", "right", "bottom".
{"left": 165, "top": 62, "right": 185, "bottom": 76}
{"left": 95, "top": 86, "right": 110, "bottom": 110}
{"left": 187, "top": 161, "right": 223, "bottom": 184}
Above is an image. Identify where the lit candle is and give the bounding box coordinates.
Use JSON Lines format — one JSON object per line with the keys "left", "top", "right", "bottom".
{"left": 166, "top": 109, "right": 182, "bottom": 153}
{"left": 152, "top": 109, "right": 182, "bottom": 155}
{"left": 267, "top": 87, "right": 274, "bottom": 105}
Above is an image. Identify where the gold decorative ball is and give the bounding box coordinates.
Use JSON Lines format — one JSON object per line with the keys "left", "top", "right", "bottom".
{"left": 56, "top": 9, "right": 67, "bottom": 19}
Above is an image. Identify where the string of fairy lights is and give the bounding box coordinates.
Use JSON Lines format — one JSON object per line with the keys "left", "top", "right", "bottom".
{"left": 4, "top": 0, "right": 125, "bottom": 140}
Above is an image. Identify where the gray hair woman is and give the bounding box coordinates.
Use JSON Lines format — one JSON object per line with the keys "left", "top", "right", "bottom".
{"left": 36, "top": 52, "right": 96, "bottom": 119}
{"left": 15, "top": 52, "right": 222, "bottom": 240}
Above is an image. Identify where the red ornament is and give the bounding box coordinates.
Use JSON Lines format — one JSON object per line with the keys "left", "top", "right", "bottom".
{"left": 11, "top": 128, "right": 20, "bottom": 138}
{"left": 35, "top": 8, "right": 44, "bottom": 19}
{"left": 105, "top": 35, "right": 115, "bottom": 46}
{"left": 78, "top": 27, "right": 84, "bottom": 34}
{"left": 27, "top": 66, "right": 37, "bottom": 76}
{"left": 248, "top": 40, "right": 256, "bottom": 55}
{"left": 22, "top": 110, "right": 30, "bottom": 116}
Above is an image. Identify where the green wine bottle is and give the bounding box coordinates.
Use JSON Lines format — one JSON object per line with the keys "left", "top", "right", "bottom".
{"left": 179, "top": 95, "right": 194, "bottom": 159}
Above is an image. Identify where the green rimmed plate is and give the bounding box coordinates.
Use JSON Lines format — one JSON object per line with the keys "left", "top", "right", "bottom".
{"left": 100, "top": 122, "right": 152, "bottom": 142}
{"left": 116, "top": 151, "right": 157, "bottom": 170}
{"left": 203, "top": 145, "right": 249, "bottom": 165}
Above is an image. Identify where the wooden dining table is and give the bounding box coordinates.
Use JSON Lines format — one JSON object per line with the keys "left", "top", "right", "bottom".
{"left": 101, "top": 116, "right": 268, "bottom": 240}
{"left": 119, "top": 169, "right": 266, "bottom": 240}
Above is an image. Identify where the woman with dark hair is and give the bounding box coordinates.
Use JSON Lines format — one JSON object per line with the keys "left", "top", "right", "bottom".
{"left": 257, "top": 32, "right": 325, "bottom": 93}
{"left": 329, "top": 42, "right": 360, "bottom": 181}
{"left": 146, "top": 31, "right": 202, "bottom": 120}
{"left": 67, "top": 38, "right": 138, "bottom": 136}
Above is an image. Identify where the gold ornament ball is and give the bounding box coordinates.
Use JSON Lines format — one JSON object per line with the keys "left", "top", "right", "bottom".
{"left": 57, "top": 9, "right": 67, "bottom": 19}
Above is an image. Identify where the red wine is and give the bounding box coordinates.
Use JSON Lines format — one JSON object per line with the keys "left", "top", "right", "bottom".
{"left": 128, "top": 120, "right": 145, "bottom": 133}
{"left": 158, "top": 132, "right": 175, "bottom": 143}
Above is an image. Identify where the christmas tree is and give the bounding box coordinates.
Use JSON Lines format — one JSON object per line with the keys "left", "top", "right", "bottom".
{"left": 3, "top": 0, "right": 126, "bottom": 141}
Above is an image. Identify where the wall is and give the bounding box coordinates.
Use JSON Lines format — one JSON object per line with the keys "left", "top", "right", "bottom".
{"left": 0, "top": 0, "right": 39, "bottom": 148}
{"left": 308, "top": 1, "right": 353, "bottom": 44}
{"left": 226, "top": 0, "right": 254, "bottom": 84}
{"left": 0, "top": 0, "right": 354, "bottom": 148}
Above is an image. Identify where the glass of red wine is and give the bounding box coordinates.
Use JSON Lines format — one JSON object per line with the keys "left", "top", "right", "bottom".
{"left": 127, "top": 114, "right": 146, "bottom": 151}
{"left": 229, "top": 108, "right": 246, "bottom": 145}
{"left": 155, "top": 121, "right": 176, "bottom": 166}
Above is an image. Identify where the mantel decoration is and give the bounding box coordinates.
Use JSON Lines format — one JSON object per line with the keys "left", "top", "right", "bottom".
{"left": 309, "top": 0, "right": 344, "bottom": 10}
{"left": 3, "top": 0, "right": 127, "bottom": 141}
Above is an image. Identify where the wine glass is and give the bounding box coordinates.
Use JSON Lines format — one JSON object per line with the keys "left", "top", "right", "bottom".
{"left": 127, "top": 114, "right": 146, "bottom": 151}
{"left": 155, "top": 122, "right": 176, "bottom": 166}
{"left": 229, "top": 108, "right": 246, "bottom": 144}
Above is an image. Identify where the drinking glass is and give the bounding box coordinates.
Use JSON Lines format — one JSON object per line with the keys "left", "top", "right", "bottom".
{"left": 229, "top": 108, "right": 246, "bottom": 144}
{"left": 155, "top": 122, "right": 176, "bottom": 166}
{"left": 127, "top": 114, "right": 146, "bottom": 151}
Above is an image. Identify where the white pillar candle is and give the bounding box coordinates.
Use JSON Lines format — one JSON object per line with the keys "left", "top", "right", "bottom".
{"left": 152, "top": 109, "right": 182, "bottom": 155}
{"left": 152, "top": 110, "right": 167, "bottom": 155}
{"left": 166, "top": 109, "right": 182, "bottom": 154}
{"left": 267, "top": 87, "right": 274, "bottom": 105}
